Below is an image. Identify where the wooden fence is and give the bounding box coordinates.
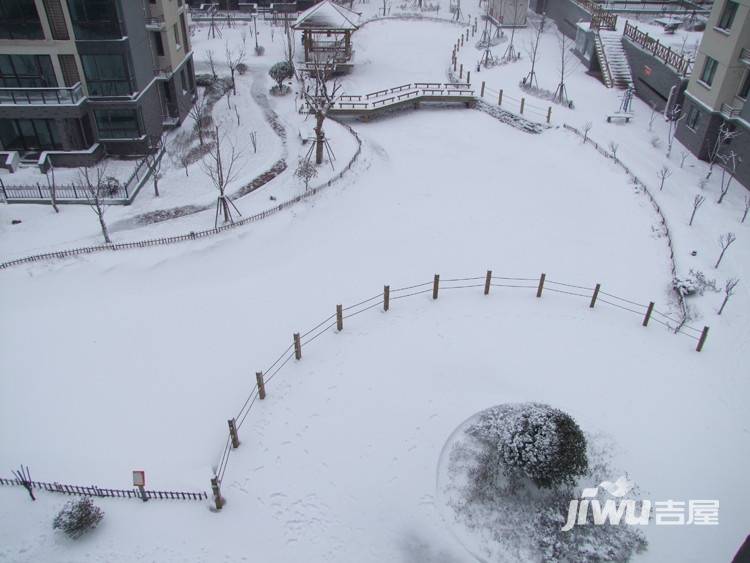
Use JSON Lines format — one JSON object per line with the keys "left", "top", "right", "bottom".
{"left": 624, "top": 21, "right": 692, "bottom": 76}
{"left": 0, "top": 477, "right": 207, "bottom": 502}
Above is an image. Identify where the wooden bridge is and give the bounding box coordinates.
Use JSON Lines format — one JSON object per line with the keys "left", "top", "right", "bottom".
{"left": 307, "top": 82, "right": 476, "bottom": 117}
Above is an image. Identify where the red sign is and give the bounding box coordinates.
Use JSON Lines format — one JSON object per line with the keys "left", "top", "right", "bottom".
{"left": 644, "top": 65, "right": 652, "bottom": 76}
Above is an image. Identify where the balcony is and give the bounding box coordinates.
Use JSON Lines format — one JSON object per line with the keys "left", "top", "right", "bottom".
{"left": 154, "top": 65, "right": 173, "bottom": 79}
{"left": 720, "top": 102, "right": 742, "bottom": 119}
{"left": 0, "top": 83, "right": 85, "bottom": 106}
{"left": 145, "top": 16, "right": 166, "bottom": 31}
{"left": 740, "top": 47, "right": 750, "bottom": 65}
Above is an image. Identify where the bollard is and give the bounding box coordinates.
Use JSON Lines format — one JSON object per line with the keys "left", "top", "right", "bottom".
{"left": 520, "top": 97, "right": 525, "bottom": 114}
{"left": 642, "top": 302, "right": 654, "bottom": 327}
{"left": 433, "top": 274, "right": 440, "bottom": 300}
{"left": 481, "top": 81, "right": 485, "bottom": 97}
{"left": 590, "top": 283, "right": 601, "bottom": 308}
{"left": 536, "top": 273, "right": 546, "bottom": 297}
{"left": 293, "top": 332, "right": 302, "bottom": 360}
{"left": 484, "top": 270, "right": 492, "bottom": 295}
{"left": 256, "top": 371, "right": 266, "bottom": 400}
{"left": 228, "top": 418, "right": 240, "bottom": 448}
{"left": 696, "top": 326, "right": 709, "bottom": 352}
{"left": 211, "top": 477, "right": 224, "bottom": 510}
{"left": 336, "top": 304, "right": 343, "bottom": 331}
{"left": 498, "top": 89, "right": 503, "bottom": 105}
{"left": 383, "top": 285, "right": 390, "bottom": 311}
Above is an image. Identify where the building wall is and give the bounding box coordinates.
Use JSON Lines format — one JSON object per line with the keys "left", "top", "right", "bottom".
{"left": 623, "top": 38, "right": 688, "bottom": 112}
{"left": 529, "top": 0, "right": 590, "bottom": 38}
{"left": 488, "top": 0, "right": 529, "bottom": 27}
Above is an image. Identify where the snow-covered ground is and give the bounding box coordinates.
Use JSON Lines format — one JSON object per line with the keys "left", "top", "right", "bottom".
{"left": 0, "top": 5, "right": 748, "bottom": 563}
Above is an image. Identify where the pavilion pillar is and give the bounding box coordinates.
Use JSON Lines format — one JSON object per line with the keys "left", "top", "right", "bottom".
{"left": 345, "top": 31, "right": 351, "bottom": 59}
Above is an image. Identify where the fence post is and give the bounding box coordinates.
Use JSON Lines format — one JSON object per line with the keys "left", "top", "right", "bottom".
{"left": 696, "top": 326, "right": 709, "bottom": 352}
{"left": 481, "top": 81, "right": 485, "bottom": 97}
{"left": 590, "top": 283, "right": 601, "bottom": 308}
{"left": 383, "top": 285, "right": 390, "bottom": 311}
{"left": 520, "top": 97, "right": 525, "bottom": 114}
{"left": 256, "top": 371, "right": 266, "bottom": 399}
{"left": 293, "top": 332, "right": 302, "bottom": 360}
{"left": 336, "top": 304, "right": 343, "bottom": 331}
{"left": 228, "top": 418, "right": 240, "bottom": 448}
{"left": 547, "top": 106, "right": 552, "bottom": 123}
{"left": 210, "top": 477, "right": 224, "bottom": 510}
{"left": 37, "top": 183, "right": 43, "bottom": 198}
{"left": 466, "top": 71, "right": 471, "bottom": 84}
{"left": 536, "top": 273, "right": 546, "bottom": 297}
{"left": 433, "top": 274, "right": 440, "bottom": 300}
{"left": 484, "top": 270, "right": 492, "bottom": 295}
{"left": 453, "top": 58, "right": 457, "bottom": 72}
{"left": 459, "top": 64, "right": 463, "bottom": 79}
{"left": 498, "top": 89, "right": 503, "bottom": 105}
{"left": 642, "top": 302, "right": 654, "bottom": 327}
{"left": 0, "top": 178, "right": 6, "bottom": 200}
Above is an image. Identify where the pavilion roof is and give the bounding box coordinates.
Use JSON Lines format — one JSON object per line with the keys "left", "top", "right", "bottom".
{"left": 292, "top": 1, "right": 360, "bottom": 31}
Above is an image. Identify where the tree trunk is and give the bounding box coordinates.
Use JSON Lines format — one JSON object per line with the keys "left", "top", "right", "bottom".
{"left": 99, "top": 213, "right": 111, "bottom": 244}
{"left": 314, "top": 112, "right": 325, "bottom": 165}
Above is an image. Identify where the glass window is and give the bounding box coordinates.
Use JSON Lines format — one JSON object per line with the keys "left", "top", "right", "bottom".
{"left": 94, "top": 108, "right": 141, "bottom": 139}
{"left": 0, "top": 0, "right": 44, "bottom": 39}
{"left": 153, "top": 32, "right": 165, "bottom": 57}
{"left": 686, "top": 106, "right": 701, "bottom": 130}
{"left": 700, "top": 57, "right": 718, "bottom": 86}
{"left": 66, "top": 0, "right": 122, "bottom": 40}
{"left": 717, "top": 1, "right": 738, "bottom": 30}
{"left": 0, "top": 119, "right": 62, "bottom": 151}
{"left": 81, "top": 54, "right": 133, "bottom": 97}
{"left": 174, "top": 23, "right": 181, "bottom": 49}
{"left": 0, "top": 55, "right": 57, "bottom": 88}
{"left": 739, "top": 71, "right": 750, "bottom": 99}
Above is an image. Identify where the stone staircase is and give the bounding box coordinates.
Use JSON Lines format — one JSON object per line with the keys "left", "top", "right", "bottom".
{"left": 594, "top": 31, "right": 634, "bottom": 89}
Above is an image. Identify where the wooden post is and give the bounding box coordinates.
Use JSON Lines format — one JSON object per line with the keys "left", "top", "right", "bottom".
{"left": 484, "top": 270, "right": 492, "bottom": 295}
{"left": 336, "top": 304, "right": 343, "bottom": 331}
{"left": 696, "top": 326, "right": 709, "bottom": 352}
{"left": 547, "top": 106, "right": 552, "bottom": 123}
{"left": 459, "top": 64, "right": 463, "bottom": 79}
{"left": 466, "top": 71, "right": 471, "bottom": 84}
{"left": 498, "top": 89, "right": 503, "bottom": 105}
{"left": 228, "top": 418, "right": 240, "bottom": 448}
{"left": 293, "top": 332, "right": 302, "bottom": 360}
{"left": 210, "top": 477, "right": 224, "bottom": 510}
{"left": 520, "top": 97, "right": 525, "bottom": 114}
{"left": 642, "top": 302, "right": 654, "bottom": 327}
{"left": 536, "top": 273, "right": 546, "bottom": 297}
{"left": 590, "top": 283, "right": 601, "bottom": 308}
{"left": 383, "top": 285, "right": 390, "bottom": 311}
{"left": 461, "top": 35, "right": 464, "bottom": 46}
{"left": 256, "top": 371, "right": 266, "bottom": 400}
{"left": 481, "top": 81, "right": 485, "bottom": 97}
{"left": 433, "top": 274, "right": 440, "bottom": 300}
{"left": 453, "top": 58, "right": 457, "bottom": 72}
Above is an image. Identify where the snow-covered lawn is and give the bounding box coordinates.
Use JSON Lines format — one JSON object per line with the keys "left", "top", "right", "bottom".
{"left": 0, "top": 9, "right": 748, "bottom": 563}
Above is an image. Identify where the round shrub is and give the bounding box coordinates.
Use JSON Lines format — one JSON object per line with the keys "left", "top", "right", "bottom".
{"left": 53, "top": 497, "right": 104, "bottom": 539}
{"left": 468, "top": 402, "right": 587, "bottom": 489}
{"left": 268, "top": 61, "right": 294, "bottom": 92}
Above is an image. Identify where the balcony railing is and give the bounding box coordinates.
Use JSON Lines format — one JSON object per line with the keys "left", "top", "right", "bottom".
{"left": 145, "top": 16, "right": 166, "bottom": 30}
{"left": 740, "top": 47, "right": 750, "bottom": 65}
{"left": 624, "top": 21, "right": 693, "bottom": 76}
{"left": 720, "top": 103, "right": 742, "bottom": 118}
{"left": 0, "top": 82, "right": 85, "bottom": 105}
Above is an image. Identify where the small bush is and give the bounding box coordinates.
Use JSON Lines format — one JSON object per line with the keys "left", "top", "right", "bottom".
{"left": 236, "top": 63, "right": 248, "bottom": 75}
{"left": 269, "top": 61, "right": 294, "bottom": 92}
{"left": 53, "top": 497, "right": 104, "bottom": 539}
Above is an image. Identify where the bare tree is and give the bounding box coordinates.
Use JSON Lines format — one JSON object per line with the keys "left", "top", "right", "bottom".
{"left": 741, "top": 195, "right": 750, "bottom": 223}
{"left": 295, "top": 158, "right": 318, "bottom": 190}
{"left": 608, "top": 141, "right": 619, "bottom": 162}
{"left": 145, "top": 135, "right": 165, "bottom": 197}
{"left": 665, "top": 105, "right": 685, "bottom": 158}
{"left": 200, "top": 125, "right": 244, "bottom": 227}
{"left": 206, "top": 49, "right": 218, "bottom": 81}
{"left": 283, "top": 13, "right": 295, "bottom": 71}
{"left": 225, "top": 40, "right": 247, "bottom": 96}
{"left": 523, "top": 13, "right": 545, "bottom": 87}
{"left": 715, "top": 232, "right": 737, "bottom": 269}
{"left": 706, "top": 123, "right": 740, "bottom": 179}
{"left": 717, "top": 149, "right": 740, "bottom": 204}
{"left": 553, "top": 30, "right": 576, "bottom": 105}
{"left": 657, "top": 165, "right": 672, "bottom": 191}
{"left": 582, "top": 121, "right": 592, "bottom": 143}
{"left": 188, "top": 92, "right": 211, "bottom": 146}
{"left": 12, "top": 465, "right": 35, "bottom": 501}
{"left": 679, "top": 150, "right": 689, "bottom": 168}
{"left": 689, "top": 194, "right": 705, "bottom": 226}
{"left": 250, "top": 130, "right": 258, "bottom": 154}
{"left": 717, "top": 278, "right": 740, "bottom": 315}
{"left": 45, "top": 161, "right": 59, "bottom": 213}
{"left": 647, "top": 102, "right": 657, "bottom": 132}
{"left": 502, "top": 0, "right": 523, "bottom": 62}
{"left": 78, "top": 165, "right": 113, "bottom": 244}
{"left": 302, "top": 57, "right": 343, "bottom": 165}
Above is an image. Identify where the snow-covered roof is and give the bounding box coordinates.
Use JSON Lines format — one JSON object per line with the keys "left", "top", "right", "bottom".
{"left": 293, "top": 1, "right": 360, "bottom": 31}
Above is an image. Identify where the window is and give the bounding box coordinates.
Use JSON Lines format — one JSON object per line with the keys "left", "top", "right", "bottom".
{"left": 700, "top": 57, "right": 718, "bottom": 86}
{"left": 153, "top": 31, "right": 165, "bottom": 56}
{"left": 686, "top": 106, "right": 701, "bottom": 130}
{"left": 174, "top": 23, "right": 181, "bottom": 49}
{"left": 717, "top": 1, "right": 738, "bottom": 30}
{"left": 0, "top": 55, "right": 57, "bottom": 88}
{"left": 0, "top": 0, "right": 44, "bottom": 39}
{"left": 0, "top": 119, "right": 62, "bottom": 151}
{"left": 94, "top": 108, "right": 141, "bottom": 139}
{"left": 739, "top": 71, "right": 750, "bottom": 100}
{"left": 81, "top": 54, "right": 133, "bottom": 97}
{"left": 179, "top": 13, "right": 189, "bottom": 52}
{"left": 66, "top": 0, "right": 122, "bottom": 40}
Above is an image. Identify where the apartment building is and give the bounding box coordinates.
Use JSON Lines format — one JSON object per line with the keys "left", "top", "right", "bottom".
{"left": 675, "top": 0, "right": 750, "bottom": 189}
{"left": 0, "top": 0, "right": 196, "bottom": 168}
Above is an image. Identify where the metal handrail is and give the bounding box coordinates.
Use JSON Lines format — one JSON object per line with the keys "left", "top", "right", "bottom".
{"left": 0, "top": 82, "right": 84, "bottom": 105}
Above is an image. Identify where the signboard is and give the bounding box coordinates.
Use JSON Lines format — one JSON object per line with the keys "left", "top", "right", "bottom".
{"left": 132, "top": 470, "right": 146, "bottom": 487}
{"left": 644, "top": 65, "right": 652, "bottom": 77}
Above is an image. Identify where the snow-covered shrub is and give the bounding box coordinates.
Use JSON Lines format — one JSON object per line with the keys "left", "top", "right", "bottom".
{"left": 673, "top": 269, "right": 719, "bottom": 297}
{"left": 236, "top": 62, "right": 248, "bottom": 75}
{"left": 268, "top": 61, "right": 294, "bottom": 93}
{"left": 53, "top": 497, "right": 104, "bottom": 539}
{"left": 467, "top": 402, "right": 587, "bottom": 490}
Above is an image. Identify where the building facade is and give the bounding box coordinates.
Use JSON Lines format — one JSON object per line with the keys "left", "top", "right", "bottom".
{"left": 675, "top": 0, "right": 750, "bottom": 189}
{"left": 488, "top": 0, "right": 529, "bottom": 27}
{"left": 0, "top": 0, "right": 196, "bottom": 169}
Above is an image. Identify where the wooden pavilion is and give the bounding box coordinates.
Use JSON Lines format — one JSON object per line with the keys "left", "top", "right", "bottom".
{"left": 292, "top": 0, "right": 360, "bottom": 73}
